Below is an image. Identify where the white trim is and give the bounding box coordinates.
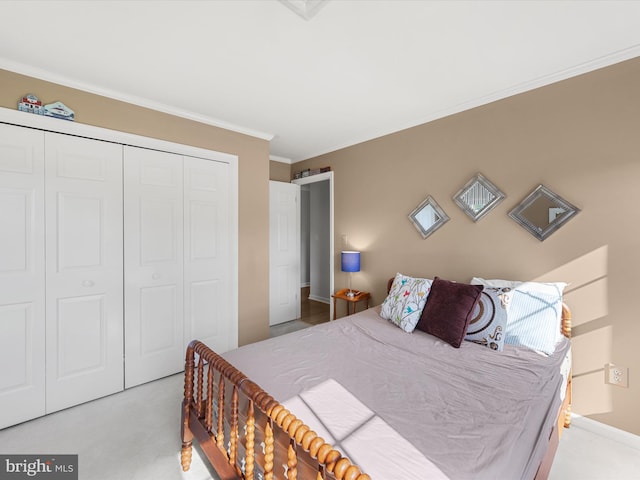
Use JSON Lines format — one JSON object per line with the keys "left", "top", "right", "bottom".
{"left": 570, "top": 414, "right": 640, "bottom": 450}
{"left": 307, "top": 294, "right": 330, "bottom": 304}
{"left": 228, "top": 149, "right": 239, "bottom": 350}
{"left": 292, "top": 171, "right": 332, "bottom": 186}
{"left": 269, "top": 154, "right": 293, "bottom": 164}
{"left": 1, "top": 58, "right": 274, "bottom": 142}
{"left": 292, "top": 45, "right": 640, "bottom": 162}
{"left": 0, "top": 105, "right": 239, "bottom": 349}
{"left": 0, "top": 107, "right": 234, "bottom": 162}
{"left": 292, "top": 171, "right": 334, "bottom": 320}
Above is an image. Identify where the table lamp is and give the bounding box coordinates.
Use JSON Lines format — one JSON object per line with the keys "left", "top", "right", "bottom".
{"left": 341, "top": 251, "right": 361, "bottom": 297}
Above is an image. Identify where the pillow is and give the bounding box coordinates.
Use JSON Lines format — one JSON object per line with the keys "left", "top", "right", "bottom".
{"left": 471, "top": 277, "right": 566, "bottom": 354}
{"left": 471, "top": 277, "right": 567, "bottom": 298}
{"left": 464, "top": 287, "right": 511, "bottom": 351}
{"left": 415, "top": 277, "right": 483, "bottom": 348}
{"left": 380, "top": 273, "right": 432, "bottom": 333}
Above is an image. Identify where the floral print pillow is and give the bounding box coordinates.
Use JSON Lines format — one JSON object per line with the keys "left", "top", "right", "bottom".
{"left": 380, "top": 273, "right": 432, "bottom": 332}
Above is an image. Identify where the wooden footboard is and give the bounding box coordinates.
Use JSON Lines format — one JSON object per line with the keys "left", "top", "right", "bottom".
{"left": 181, "top": 340, "right": 370, "bottom": 480}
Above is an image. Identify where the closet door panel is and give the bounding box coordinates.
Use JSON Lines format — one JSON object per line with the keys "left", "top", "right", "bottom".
{"left": 45, "top": 133, "right": 123, "bottom": 413}
{"left": 124, "top": 146, "right": 184, "bottom": 388}
{"left": 184, "top": 157, "right": 233, "bottom": 352}
{"left": 0, "top": 124, "right": 45, "bottom": 429}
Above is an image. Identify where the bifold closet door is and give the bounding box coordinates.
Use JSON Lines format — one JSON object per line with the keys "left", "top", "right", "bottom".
{"left": 45, "top": 133, "right": 124, "bottom": 413}
{"left": 124, "top": 146, "right": 184, "bottom": 388}
{"left": 0, "top": 124, "right": 46, "bottom": 429}
{"left": 183, "top": 157, "right": 233, "bottom": 353}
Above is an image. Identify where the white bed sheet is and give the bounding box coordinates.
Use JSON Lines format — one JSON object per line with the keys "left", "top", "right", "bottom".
{"left": 222, "top": 306, "right": 571, "bottom": 480}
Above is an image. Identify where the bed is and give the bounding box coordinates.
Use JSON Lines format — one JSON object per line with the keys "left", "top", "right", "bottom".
{"left": 181, "top": 274, "right": 572, "bottom": 480}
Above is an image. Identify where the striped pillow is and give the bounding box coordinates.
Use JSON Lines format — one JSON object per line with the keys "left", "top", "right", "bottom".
{"left": 503, "top": 289, "right": 564, "bottom": 355}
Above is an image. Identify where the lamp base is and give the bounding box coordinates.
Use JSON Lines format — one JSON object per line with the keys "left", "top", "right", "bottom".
{"left": 346, "top": 290, "right": 356, "bottom": 297}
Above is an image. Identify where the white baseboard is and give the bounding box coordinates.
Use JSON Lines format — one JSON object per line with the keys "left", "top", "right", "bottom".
{"left": 307, "top": 294, "right": 330, "bottom": 304}
{"left": 570, "top": 414, "right": 640, "bottom": 450}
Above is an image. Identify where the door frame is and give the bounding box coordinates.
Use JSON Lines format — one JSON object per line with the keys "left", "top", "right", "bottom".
{"left": 292, "top": 171, "right": 334, "bottom": 320}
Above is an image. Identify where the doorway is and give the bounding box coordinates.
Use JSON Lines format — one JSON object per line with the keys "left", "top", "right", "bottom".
{"left": 293, "top": 171, "right": 334, "bottom": 320}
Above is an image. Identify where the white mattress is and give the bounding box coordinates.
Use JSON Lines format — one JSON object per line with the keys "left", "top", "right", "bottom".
{"left": 222, "top": 306, "right": 571, "bottom": 480}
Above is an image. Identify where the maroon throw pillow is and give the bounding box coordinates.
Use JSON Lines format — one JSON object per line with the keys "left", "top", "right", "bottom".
{"left": 415, "top": 277, "right": 484, "bottom": 348}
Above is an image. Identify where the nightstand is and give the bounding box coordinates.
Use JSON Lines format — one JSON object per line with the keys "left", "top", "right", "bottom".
{"left": 331, "top": 288, "right": 370, "bottom": 320}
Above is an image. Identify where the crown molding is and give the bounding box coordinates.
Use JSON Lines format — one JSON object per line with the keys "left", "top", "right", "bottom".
{"left": 0, "top": 106, "right": 238, "bottom": 164}
{"left": 0, "top": 58, "right": 275, "bottom": 142}
{"left": 295, "top": 44, "right": 640, "bottom": 162}
{"left": 269, "top": 154, "right": 293, "bottom": 164}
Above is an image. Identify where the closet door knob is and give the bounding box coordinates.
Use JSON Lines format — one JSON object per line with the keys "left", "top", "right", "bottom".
{"left": 152, "top": 273, "right": 161, "bottom": 280}
{"left": 82, "top": 280, "right": 95, "bottom": 287}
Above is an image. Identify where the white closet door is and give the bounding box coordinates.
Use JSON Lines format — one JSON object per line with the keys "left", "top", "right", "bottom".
{"left": 0, "top": 125, "right": 45, "bottom": 429}
{"left": 124, "top": 146, "right": 184, "bottom": 388}
{"left": 183, "top": 157, "right": 233, "bottom": 352}
{"left": 45, "top": 133, "right": 124, "bottom": 413}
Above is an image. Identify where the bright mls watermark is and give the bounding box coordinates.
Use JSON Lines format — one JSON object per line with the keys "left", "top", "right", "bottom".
{"left": 0, "top": 455, "right": 77, "bottom": 480}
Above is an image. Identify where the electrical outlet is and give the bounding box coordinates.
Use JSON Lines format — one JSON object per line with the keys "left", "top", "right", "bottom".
{"left": 605, "top": 363, "right": 629, "bottom": 388}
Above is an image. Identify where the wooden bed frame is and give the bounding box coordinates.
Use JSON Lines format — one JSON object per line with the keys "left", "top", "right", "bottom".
{"left": 181, "top": 340, "right": 370, "bottom": 480}
{"left": 181, "top": 286, "right": 572, "bottom": 480}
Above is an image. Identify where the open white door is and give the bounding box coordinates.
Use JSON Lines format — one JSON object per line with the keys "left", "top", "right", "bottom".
{"left": 269, "top": 181, "right": 300, "bottom": 326}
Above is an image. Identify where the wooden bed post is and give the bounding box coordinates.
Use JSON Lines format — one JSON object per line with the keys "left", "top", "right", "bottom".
{"left": 205, "top": 366, "right": 214, "bottom": 431}
{"left": 264, "top": 420, "right": 274, "bottom": 480}
{"left": 561, "top": 303, "right": 572, "bottom": 429}
{"left": 287, "top": 441, "right": 298, "bottom": 480}
{"left": 217, "top": 373, "right": 226, "bottom": 450}
{"left": 245, "top": 400, "right": 256, "bottom": 480}
{"left": 196, "top": 356, "right": 204, "bottom": 418}
{"left": 229, "top": 385, "right": 239, "bottom": 467}
{"left": 181, "top": 343, "right": 195, "bottom": 472}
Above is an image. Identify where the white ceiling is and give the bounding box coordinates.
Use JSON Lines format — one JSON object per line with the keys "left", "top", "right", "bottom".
{"left": 1, "top": 1, "right": 640, "bottom": 163}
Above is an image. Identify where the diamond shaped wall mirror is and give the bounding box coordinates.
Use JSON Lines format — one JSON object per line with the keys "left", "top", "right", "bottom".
{"left": 508, "top": 185, "right": 580, "bottom": 241}
{"left": 453, "top": 173, "right": 505, "bottom": 222}
{"left": 408, "top": 196, "right": 449, "bottom": 239}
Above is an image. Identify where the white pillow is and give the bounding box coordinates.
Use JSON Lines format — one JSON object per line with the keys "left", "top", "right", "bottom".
{"left": 471, "top": 277, "right": 567, "bottom": 296}
{"left": 471, "top": 277, "right": 566, "bottom": 354}
{"left": 380, "top": 273, "right": 432, "bottom": 333}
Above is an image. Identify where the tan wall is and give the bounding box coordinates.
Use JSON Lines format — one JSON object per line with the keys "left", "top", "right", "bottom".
{"left": 269, "top": 160, "right": 291, "bottom": 182}
{"left": 0, "top": 69, "right": 270, "bottom": 346}
{"left": 293, "top": 58, "right": 640, "bottom": 435}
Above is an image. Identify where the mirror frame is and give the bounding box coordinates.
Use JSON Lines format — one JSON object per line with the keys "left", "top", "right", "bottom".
{"left": 408, "top": 195, "right": 450, "bottom": 239}
{"left": 508, "top": 184, "right": 580, "bottom": 241}
{"left": 453, "top": 173, "right": 505, "bottom": 222}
